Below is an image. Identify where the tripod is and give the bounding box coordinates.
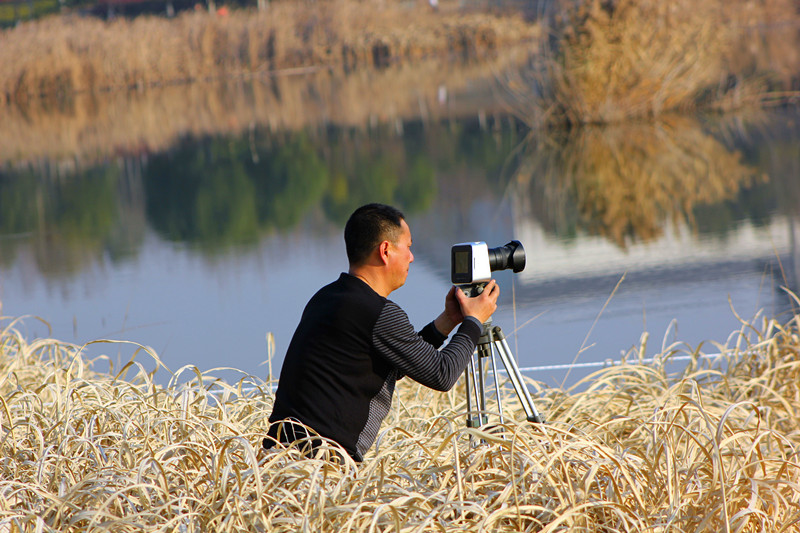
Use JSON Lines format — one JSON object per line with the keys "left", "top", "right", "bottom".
{"left": 464, "top": 319, "right": 545, "bottom": 428}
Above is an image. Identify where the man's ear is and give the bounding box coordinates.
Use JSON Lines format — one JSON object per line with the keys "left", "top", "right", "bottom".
{"left": 378, "top": 240, "right": 391, "bottom": 265}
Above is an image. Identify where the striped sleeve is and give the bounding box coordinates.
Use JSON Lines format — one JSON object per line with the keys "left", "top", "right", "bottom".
{"left": 372, "top": 301, "right": 482, "bottom": 391}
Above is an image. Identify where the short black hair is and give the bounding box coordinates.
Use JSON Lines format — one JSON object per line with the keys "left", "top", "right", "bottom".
{"left": 344, "top": 203, "right": 406, "bottom": 266}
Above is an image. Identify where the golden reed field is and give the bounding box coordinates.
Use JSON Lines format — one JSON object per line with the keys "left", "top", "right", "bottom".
{"left": 1, "top": 305, "right": 799, "bottom": 531}
{"left": 496, "top": 0, "right": 800, "bottom": 125}
{"left": 1, "top": 0, "right": 798, "bottom": 124}
{"left": 0, "top": 0, "right": 538, "bottom": 102}
{"left": 1, "top": 1, "right": 799, "bottom": 530}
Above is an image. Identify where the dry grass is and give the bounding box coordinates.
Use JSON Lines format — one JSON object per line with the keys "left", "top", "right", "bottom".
{"left": 1, "top": 305, "right": 799, "bottom": 531}
{"left": 3, "top": 0, "right": 797, "bottom": 125}
{"left": 0, "top": 0, "right": 538, "bottom": 102}
{"left": 501, "top": 0, "right": 800, "bottom": 126}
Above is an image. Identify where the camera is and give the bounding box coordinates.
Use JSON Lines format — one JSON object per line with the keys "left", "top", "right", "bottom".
{"left": 451, "top": 240, "right": 526, "bottom": 296}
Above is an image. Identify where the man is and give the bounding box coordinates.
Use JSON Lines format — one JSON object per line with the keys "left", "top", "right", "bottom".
{"left": 264, "top": 203, "right": 499, "bottom": 462}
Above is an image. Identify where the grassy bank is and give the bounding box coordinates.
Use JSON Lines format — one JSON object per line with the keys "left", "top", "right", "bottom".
{"left": 2, "top": 0, "right": 797, "bottom": 126}
{"left": 0, "top": 0, "right": 538, "bottom": 102}
{"left": 1, "top": 309, "right": 799, "bottom": 531}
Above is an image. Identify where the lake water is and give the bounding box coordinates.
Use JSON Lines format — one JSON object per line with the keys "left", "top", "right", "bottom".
{"left": 1, "top": 63, "right": 799, "bottom": 389}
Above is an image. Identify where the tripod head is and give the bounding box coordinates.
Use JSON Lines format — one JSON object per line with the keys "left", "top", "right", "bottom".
{"left": 456, "top": 281, "right": 488, "bottom": 299}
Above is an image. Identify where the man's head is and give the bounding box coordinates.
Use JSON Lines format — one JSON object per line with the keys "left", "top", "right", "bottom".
{"left": 345, "top": 204, "right": 406, "bottom": 265}
{"left": 345, "top": 203, "right": 414, "bottom": 294}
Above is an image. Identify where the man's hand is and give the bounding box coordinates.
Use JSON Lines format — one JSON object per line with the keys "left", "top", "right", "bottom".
{"left": 455, "top": 279, "right": 499, "bottom": 325}
{"left": 433, "top": 281, "right": 499, "bottom": 335}
{"left": 433, "top": 285, "right": 465, "bottom": 336}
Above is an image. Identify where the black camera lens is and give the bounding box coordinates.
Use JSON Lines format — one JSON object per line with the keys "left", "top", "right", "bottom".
{"left": 488, "top": 240, "right": 526, "bottom": 273}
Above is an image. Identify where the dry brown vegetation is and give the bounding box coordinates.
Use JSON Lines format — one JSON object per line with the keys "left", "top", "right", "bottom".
{"left": 1, "top": 307, "right": 799, "bottom": 531}
{"left": 501, "top": 0, "right": 800, "bottom": 126}
{"left": 0, "top": 0, "right": 538, "bottom": 102}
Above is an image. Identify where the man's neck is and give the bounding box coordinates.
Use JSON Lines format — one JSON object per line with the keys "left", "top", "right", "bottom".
{"left": 348, "top": 267, "right": 391, "bottom": 297}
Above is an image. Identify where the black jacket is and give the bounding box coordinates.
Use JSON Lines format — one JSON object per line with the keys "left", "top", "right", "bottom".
{"left": 267, "top": 273, "right": 482, "bottom": 461}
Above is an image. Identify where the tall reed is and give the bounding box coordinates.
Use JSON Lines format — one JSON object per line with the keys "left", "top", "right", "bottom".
{"left": 1, "top": 307, "right": 799, "bottom": 531}
{"left": 503, "top": 0, "right": 800, "bottom": 126}
{"left": 0, "top": 0, "right": 539, "bottom": 102}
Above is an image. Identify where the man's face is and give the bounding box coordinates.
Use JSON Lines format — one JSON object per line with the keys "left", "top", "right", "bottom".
{"left": 388, "top": 219, "right": 414, "bottom": 290}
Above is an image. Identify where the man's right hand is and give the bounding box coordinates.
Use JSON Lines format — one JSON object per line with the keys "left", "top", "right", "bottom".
{"left": 455, "top": 279, "right": 499, "bottom": 324}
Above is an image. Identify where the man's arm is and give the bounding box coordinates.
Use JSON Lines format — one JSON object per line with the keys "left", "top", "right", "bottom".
{"left": 373, "top": 303, "right": 481, "bottom": 391}
{"left": 373, "top": 282, "right": 499, "bottom": 391}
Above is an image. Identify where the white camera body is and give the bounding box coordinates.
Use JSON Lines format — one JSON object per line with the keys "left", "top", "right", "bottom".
{"left": 451, "top": 242, "right": 493, "bottom": 285}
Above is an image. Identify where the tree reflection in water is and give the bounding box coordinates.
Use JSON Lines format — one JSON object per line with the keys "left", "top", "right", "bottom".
{"left": 1, "top": 111, "right": 798, "bottom": 280}
{"left": 513, "top": 116, "right": 763, "bottom": 248}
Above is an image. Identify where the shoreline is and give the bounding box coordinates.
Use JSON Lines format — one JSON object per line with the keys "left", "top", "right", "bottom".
{"left": 0, "top": 45, "right": 533, "bottom": 165}
{"left": 0, "top": 1, "right": 540, "bottom": 103}
{"left": 2, "top": 0, "right": 798, "bottom": 127}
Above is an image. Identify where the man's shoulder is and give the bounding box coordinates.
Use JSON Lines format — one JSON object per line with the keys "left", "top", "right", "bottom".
{"left": 309, "top": 273, "right": 387, "bottom": 314}
{"left": 374, "top": 299, "right": 413, "bottom": 332}
{"left": 333, "top": 273, "right": 389, "bottom": 298}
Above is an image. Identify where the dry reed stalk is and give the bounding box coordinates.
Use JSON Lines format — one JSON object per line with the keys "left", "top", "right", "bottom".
{"left": 1, "top": 308, "right": 799, "bottom": 531}
{"left": 0, "top": 0, "right": 539, "bottom": 103}
{"left": 718, "top": 0, "right": 800, "bottom": 103}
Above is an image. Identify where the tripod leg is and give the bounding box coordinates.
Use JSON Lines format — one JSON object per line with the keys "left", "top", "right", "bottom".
{"left": 465, "top": 356, "right": 485, "bottom": 428}
{"left": 486, "top": 329, "right": 505, "bottom": 425}
{"left": 464, "top": 366, "right": 473, "bottom": 426}
{"left": 474, "top": 344, "right": 492, "bottom": 426}
{"left": 492, "top": 326, "right": 546, "bottom": 424}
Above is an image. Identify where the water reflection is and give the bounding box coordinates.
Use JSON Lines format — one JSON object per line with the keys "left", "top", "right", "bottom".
{"left": 0, "top": 49, "right": 529, "bottom": 166}
{"left": 514, "top": 116, "right": 760, "bottom": 247}
{"left": 1, "top": 88, "right": 798, "bottom": 385}
{"left": 144, "top": 133, "right": 329, "bottom": 247}
{"left": 0, "top": 113, "right": 527, "bottom": 271}
{"left": 507, "top": 113, "right": 800, "bottom": 320}
{"left": 0, "top": 164, "right": 139, "bottom": 276}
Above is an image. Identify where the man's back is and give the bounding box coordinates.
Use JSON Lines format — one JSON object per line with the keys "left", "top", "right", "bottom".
{"left": 269, "top": 273, "right": 397, "bottom": 460}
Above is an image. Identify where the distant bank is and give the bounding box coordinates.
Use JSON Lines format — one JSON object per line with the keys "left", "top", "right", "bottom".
{"left": 0, "top": 0, "right": 539, "bottom": 103}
